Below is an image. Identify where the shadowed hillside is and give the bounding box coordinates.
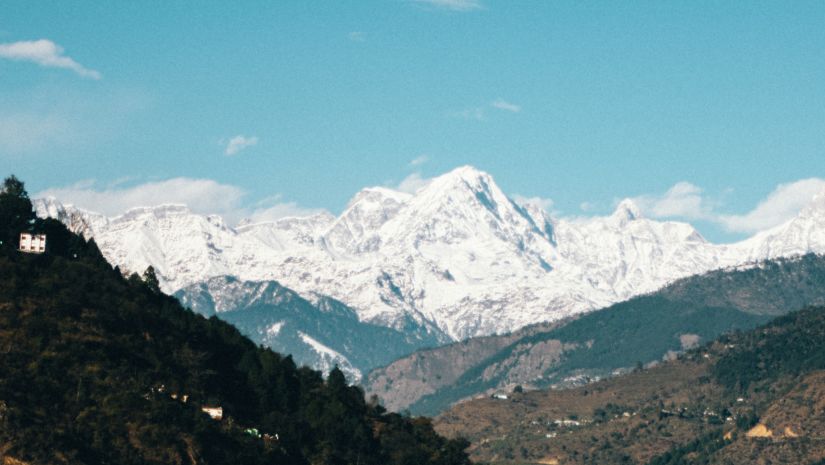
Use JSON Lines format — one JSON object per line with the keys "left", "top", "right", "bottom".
{"left": 0, "top": 176, "right": 471, "bottom": 465}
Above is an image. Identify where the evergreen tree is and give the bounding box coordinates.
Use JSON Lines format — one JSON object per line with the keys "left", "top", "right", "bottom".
{"left": 142, "top": 266, "right": 161, "bottom": 294}
{"left": 0, "top": 175, "right": 35, "bottom": 252}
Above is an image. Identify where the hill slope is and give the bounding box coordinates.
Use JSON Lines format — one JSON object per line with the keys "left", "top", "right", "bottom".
{"left": 366, "top": 254, "right": 825, "bottom": 414}
{"left": 434, "top": 305, "right": 825, "bottom": 465}
{"left": 0, "top": 176, "right": 471, "bottom": 465}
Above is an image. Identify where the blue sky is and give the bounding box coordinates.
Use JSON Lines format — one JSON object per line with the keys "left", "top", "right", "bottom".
{"left": 1, "top": 0, "right": 824, "bottom": 242}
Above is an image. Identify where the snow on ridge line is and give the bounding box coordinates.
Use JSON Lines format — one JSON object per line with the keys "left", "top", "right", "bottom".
{"left": 266, "top": 321, "right": 285, "bottom": 337}
{"left": 32, "top": 168, "right": 825, "bottom": 341}
{"left": 298, "top": 331, "right": 362, "bottom": 381}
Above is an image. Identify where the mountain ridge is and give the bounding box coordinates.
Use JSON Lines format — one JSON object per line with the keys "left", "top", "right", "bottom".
{"left": 365, "top": 253, "right": 825, "bottom": 414}
{"left": 35, "top": 166, "right": 825, "bottom": 342}
{"left": 174, "top": 275, "right": 447, "bottom": 382}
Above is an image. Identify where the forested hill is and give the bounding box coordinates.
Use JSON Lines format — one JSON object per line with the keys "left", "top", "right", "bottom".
{"left": 436, "top": 303, "right": 825, "bottom": 464}
{"left": 0, "top": 175, "right": 471, "bottom": 465}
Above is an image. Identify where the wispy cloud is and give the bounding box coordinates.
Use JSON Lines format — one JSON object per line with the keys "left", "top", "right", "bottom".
{"left": 632, "top": 182, "right": 717, "bottom": 222}
{"left": 348, "top": 31, "right": 366, "bottom": 42}
{"left": 0, "top": 39, "right": 101, "bottom": 79}
{"left": 36, "top": 177, "right": 325, "bottom": 225}
{"left": 245, "top": 195, "right": 328, "bottom": 223}
{"left": 395, "top": 172, "right": 432, "bottom": 194}
{"left": 631, "top": 178, "right": 825, "bottom": 234}
{"left": 409, "top": 155, "right": 429, "bottom": 167}
{"left": 0, "top": 87, "right": 150, "bottom": 157}
{"left": 718, "top": 178, "right": 825, "bottom": 233}
{"left": 491, "top": 98, "right": 521, "bottom": 113}
{"left": 224, "top": 135, "right": 258, "bottom": 156}
{"left": 452, "top": 99, "right": 521, "bottom": 121}
{"left": 0, "top": 111, "right": 73, "bottom": 154}
{"left": 452, "top": 107, "right": 485, "bottom": 121}
{"left": 37, "top": 178, "right": 246, "bottom": 219}
{"left": 412, "top": 0, "right": 483, "bottom": 11}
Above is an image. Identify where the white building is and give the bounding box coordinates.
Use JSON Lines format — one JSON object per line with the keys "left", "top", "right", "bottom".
{"left": 19, "top": 233, "right": 46, "bottom": 254}
{"left": 201, "top": 406, "right": 223, "bottom": 421}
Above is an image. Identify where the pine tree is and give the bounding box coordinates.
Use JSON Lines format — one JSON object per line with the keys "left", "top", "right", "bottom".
{"left": 143, "top": 266, "right": 161, "bottom": 294}
{"left": 0, "top": 175, "right": 35, "bottom": 252}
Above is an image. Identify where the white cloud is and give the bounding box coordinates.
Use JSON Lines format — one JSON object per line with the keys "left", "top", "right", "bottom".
{"left": 412, "top": 0, "right": 483, "bottom": 11}
{"left": 246, "top": 195, "right": 327, "bottom": 223}
{"left": 0, "top": 39, "right": 101, "bottom": 79}
{"left": 491, "top": 99, "right": 521, "bottom": 113}
{"left": 452, "top": 99, "right": 520, "bottom": 120}
{"left": 224, "top": 135, "right": 258, "bottom": 156}
{"left": 513, "top": 194, "right": 553, "bottom": 212}
{"left": 579, "top": 201, "right": 594, "bottom": 212}
{"left": 37, "top": 178, "right": 246, "bottom": 219}
{"left": 718, "top": 178, "right": 825, "bottom": 233}
{"left": 348, "top": 31, "right": 366, "bottom": 42}
{"left": 409, "top": 155, "right": 429, "bottom": 167}
{"left": 630, "top": 178, "right": 825, "bottom": 234}
{"left": 632, "top": 182, "right": 716, "bottom": 221}
{"left": 35, "top": 177, "right": 325, "bottom": 225}
{"left": 395, "top": 172, "right": 432, "bottom": 194}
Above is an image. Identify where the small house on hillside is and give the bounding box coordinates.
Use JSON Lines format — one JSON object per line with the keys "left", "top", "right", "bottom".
{"left": 19, "top": 233, "right": 46, "bottom": 254}
{"left": 201, "top": 406, "right": 223, "bottom": 421}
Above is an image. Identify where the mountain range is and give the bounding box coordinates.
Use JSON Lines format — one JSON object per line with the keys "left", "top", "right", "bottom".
{"left": 0, "top": 180, "right": 472, "bottom": 465}
{"left": 35, "top": 166, "right": 825, "bottom": 376}
{"left": 173, "top": 276, "right": 444, "bottom": 382}
{"left": 368, "top": 253, "right": 825, "bottom": 414}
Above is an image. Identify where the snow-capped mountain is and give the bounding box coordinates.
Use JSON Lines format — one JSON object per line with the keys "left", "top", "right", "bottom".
{"left": 173, "top": 276, "right": 444, "bottom": 382}
{"left": 35, "top": 166, "right": 825, "bottom": 341}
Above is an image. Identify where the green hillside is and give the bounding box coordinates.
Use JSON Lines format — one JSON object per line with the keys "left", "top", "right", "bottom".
{"left": 0, "top": 176, "right": 471, "bottom": 465}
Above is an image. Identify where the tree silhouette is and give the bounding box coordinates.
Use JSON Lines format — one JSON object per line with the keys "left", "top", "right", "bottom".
{"left": 0, "top": 175, "right": 35, "bottom": 252}
{"left": 143, "top": 266, "right": 161, "bottom": 294}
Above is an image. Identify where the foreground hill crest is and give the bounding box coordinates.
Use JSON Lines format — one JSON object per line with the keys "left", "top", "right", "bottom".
{"left": 36, "top": 166, "right": 825, "bottom": 340}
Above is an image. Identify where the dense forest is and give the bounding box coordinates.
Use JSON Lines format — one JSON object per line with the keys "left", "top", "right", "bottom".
{"left": 0, "top": 175, "right": 471, "bottom": 465}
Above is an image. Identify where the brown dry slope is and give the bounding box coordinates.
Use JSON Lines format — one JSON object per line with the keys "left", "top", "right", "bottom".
{"left": 365, "top": 321, "right": 563, "bottom": 412}
{"left": 434, "top": 305, "right": 825, "bottom": 465}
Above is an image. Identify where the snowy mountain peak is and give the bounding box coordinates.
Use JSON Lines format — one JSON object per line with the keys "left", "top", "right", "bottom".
{"left": 439, "top": 164, "right": 489, "bottom": 180}
{"left": 411, "top": 165, "right": 509, "bottom": 220}
{"left": 346, "top": 186, "right": 411, "bottom": 209}
{"left": 800, "top": 188, "right": 825, "bottom": 218}
{"left": 611, "top": 198, "right": 643, "bottom": 224}
{"left": 426, "top": 165, "right": 495, "bottom": 193}
{"left": 35, "top": 167, "right": 825, "bottom": 341}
